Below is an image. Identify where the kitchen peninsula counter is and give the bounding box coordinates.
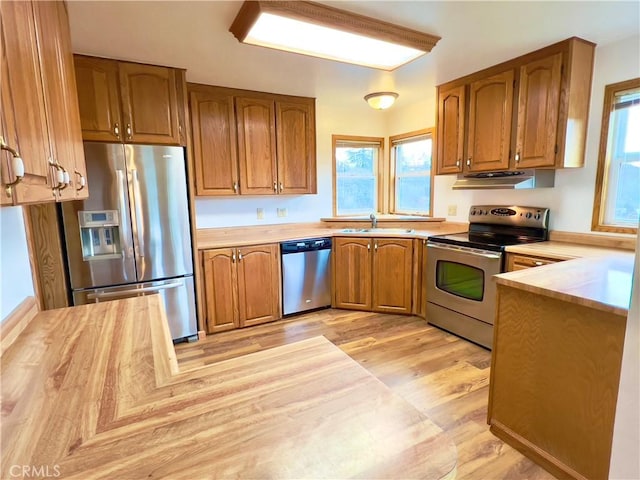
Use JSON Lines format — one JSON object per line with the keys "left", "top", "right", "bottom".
{"left": 1, "top": 296, "right": 458, "bottom": 479}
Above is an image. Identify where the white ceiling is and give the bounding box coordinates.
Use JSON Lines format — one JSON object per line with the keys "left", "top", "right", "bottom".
{"left": 68, "top": 1, "right": 640, "bottom": 110}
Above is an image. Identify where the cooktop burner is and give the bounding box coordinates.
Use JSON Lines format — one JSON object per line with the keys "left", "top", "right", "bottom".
{"left": 429, "top": 205, "right": 550, "bottom": 252}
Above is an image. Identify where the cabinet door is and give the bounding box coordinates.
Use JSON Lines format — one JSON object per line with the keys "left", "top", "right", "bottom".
{"left": 73, "top": 55, "right": 122, "bottom": 142}
{"left": 436, "top": 85, "right": 465, "bottom": 174}
{"left": 189, "top": 87, "right": 239, "bottom": 195}
{"left": 412, "top": 238, "right": 427, "bottom": 317}
{"left": 235, "top": 97, "right": 277, "bottom": 194}
{"left": 1, "top": 0, "right": 54, "bottom": 204}
{"left": 276, "top": 99, "right": 316, "bottom": 194}
{"left": 333, "top": 237, "right": 372, "bottom": 310}
{"left": 203, "top": 249, "right": 239, "bottom": 333}
{"left": 372, "top": 238, "right": 413, "bottom": 314}
{"left": 236, "top": 244, "right": 281, "bottom": 327}
{"left": 515, "top": 53, "right": 562, "bottom": 169}
{"left": 1, "top": 32, "right": 18, "bottom": 206}
{"left": 34, "top": 1, "right": 87, "bottom": 201}
{"left": 119, "top": 62, "right": 181, "bottom": 145}
{"left": 467, "top": 70, "right": 514, "bottom": 173}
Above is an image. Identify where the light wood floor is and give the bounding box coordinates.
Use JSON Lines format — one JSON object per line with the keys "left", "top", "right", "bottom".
{"left": 176, "top": 309, "right": 556, "bottom": 480}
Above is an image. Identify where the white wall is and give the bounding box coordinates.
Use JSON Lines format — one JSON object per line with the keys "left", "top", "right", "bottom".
{"left": 609, "top": 227, "right": 640, "bottom": 479}
{"left": 429, "top": 35, "right": 640, "bottom": 232}
{"left": 0, "top": 206, "right": 35, "bottom": 321}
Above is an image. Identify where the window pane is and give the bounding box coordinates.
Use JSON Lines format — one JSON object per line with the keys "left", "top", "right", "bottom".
{"left": 394, "top": 136, "right": 432, "bottom": 214}
{"left": 604, "top": 97, "right": 640, "bottom": 227}
{"left": 395, "top": 138, "right": 432, "bottom": 174}
{"left": 337, "top": 177, "right": 375, "bottom": 214}
{"left": 336, "top": 147, "right": 375, "bottom": 175}
{"left": 396, "top": 176, "right": 430, "bottom": 212}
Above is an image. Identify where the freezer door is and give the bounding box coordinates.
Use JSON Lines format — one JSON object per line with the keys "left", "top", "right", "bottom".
{"left": 73, "top": 276, "right": 197, "bottom": 340}
{"left": 61, "top": 143, "right": 137, "bottom": 289}
{"left": 125, "top": 145, "right": 193, "bottom": 281}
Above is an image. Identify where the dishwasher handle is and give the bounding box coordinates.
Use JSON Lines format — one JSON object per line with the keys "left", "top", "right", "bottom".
{"left": 281, "top": 237, "right": 332, "bottom": 254}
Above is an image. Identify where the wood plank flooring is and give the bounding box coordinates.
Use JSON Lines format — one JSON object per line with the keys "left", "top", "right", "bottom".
{"left": 176, "top": 309, "right": 556, "bottom": 480}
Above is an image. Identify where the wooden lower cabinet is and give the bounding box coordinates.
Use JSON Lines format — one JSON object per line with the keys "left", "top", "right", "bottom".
{"left": 333, "top": 237, "right": 413, "bottom": 314}
{"left": 203, "top": 244, "right": 281, "bottom": 334}
{"left": 506, "top": 253, "right": 559, "bottom": 271}
{"left": 412, "top": 238, "right": 428, "bottom": 317}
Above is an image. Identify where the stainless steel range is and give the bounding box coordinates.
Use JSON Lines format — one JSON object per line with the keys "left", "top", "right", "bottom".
{"left": 426, "top": 205, "right": 550, "bottom": 349}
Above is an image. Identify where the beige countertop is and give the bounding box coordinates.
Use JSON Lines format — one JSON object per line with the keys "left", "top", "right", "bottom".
{"left": 1, "top": 296, "right": 457, "bottom": 479}
{"left": 495, "top": 252, "right": 635, "bottom": 316}
{"left": 505, "top": 241, "right": 632, "bottom": 260}
{"left": 196, "top": 222, "right": 468, "bottom": 250}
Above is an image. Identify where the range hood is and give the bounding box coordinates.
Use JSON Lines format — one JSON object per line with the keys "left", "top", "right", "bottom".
{"left": 451, "top": 169, "right": 556, "bottom": 190}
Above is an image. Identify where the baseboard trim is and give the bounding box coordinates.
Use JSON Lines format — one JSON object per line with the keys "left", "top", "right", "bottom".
{"left": 490, "top": 420, "right": 589, "bottom": 480}
{"left": 1, "top": 296, "right": 39, "bottom": 356}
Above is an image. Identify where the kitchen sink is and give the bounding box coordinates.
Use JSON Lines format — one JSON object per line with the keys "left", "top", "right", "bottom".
{"left": 340, "top": 228, "right": 415, "bottom": 234}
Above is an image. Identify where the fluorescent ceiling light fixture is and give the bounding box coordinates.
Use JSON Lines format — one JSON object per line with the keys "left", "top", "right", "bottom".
{"left": 229, "top": 1, "right": 441, "bottom": 71}
{"left": 365, "top": 92, "right": 399, "bottom": 110}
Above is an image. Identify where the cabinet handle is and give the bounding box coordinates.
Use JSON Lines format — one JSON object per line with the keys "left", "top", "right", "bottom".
{"left": 466, "top": 157, "right": 471, "bottom": 166}
{"left": 534, "top": 261, "right": 543, "bottom": 266}
{"left": 126, "top": 123, "right": 132, "bottom": 139}
{"left": 374, "top": 242, "right": 378, "bottom": 252}
{"left": 75, "top": 170, "right": 86, "bottom": 192}
{"left": 279, "top": 182, "right": 283, "bottom": 193}
{"left": 423, "top": 238, "right": 427, "bottom": 246}
{"left": 515, "top": 152, "right": 520, "bottom": 163}
{"left": 367, "top": 242, "right": 371, "bottom": 251}
{"left": 232, "top": 252, "right": 236, "bottom": 263}
{"left": 49, "top": 159, "right": 68, "bottom": 190}
{"left": 238, "top": 252, "right": 243, "bottom": 261}
{"left": 233, "top": 181, "right": 238, "bottom": 193}
{"left": 273, "top": 181, "right": 277, "bottom": 192}
{"left": 456, "top": 159, "right": 461, "bottom": 167}
{"left": 1, "top": 137, "right": 25, "bottom": 197}
{"left": 114, "top": 123, "right": 120, "bottom": 138}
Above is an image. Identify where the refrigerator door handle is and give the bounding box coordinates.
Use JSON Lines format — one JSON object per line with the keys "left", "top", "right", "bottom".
{"left": 116, "top": 169, "right": 132, "bottom": 259}
{"left": 86, "top": 279, "right": 184, "bottom": 301}
{"left": 130, "top": 169, "right": 145, "bottom": 258}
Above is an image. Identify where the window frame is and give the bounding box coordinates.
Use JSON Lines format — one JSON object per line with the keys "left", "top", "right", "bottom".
{"left": 592, "top": 77, "right": 640, "bottom": 234}
{"left": 332, "top": 134, "right": 384, "bottom": 217}
{"left": 389, "top": 128, "right": 435, "bottom": 216}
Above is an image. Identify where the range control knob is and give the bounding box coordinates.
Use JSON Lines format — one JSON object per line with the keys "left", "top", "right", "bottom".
{"left": 525, "top": 212, "right": 533, "bottom": 219}
{"left": 470, "top": 210, "right": 477, "bottom": 216}
{"left": 534, "top": 213, "right": 541, "bottom": 220}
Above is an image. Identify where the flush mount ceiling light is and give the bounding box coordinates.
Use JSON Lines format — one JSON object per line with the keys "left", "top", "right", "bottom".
{"left": 365, "top": 92, "right": 399, "bottom": 110}
{"left": 229, "top": 1, "right": 441, "bottom": 71}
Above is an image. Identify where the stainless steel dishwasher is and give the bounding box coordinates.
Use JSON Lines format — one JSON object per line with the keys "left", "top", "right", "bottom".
{"left": 280, "top": 238, "right": 332, "bottom": 315}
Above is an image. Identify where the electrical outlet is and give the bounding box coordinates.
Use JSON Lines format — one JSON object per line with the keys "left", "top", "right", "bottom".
{"left": 256, "top": 208, "right": 264, "bottom": 220}
{"left": 277, "top": 208, "right": 288, "bottom": 218}
{"left": 447, "top": 205, "right": 457, "bottom": 216}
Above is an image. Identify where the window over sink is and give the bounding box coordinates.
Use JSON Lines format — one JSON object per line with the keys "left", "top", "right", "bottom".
{"left": 332, "top": 135, "right": 383, "bottom": 216}
{"left": 592, "top": 78, "right": 640, "bottom": 234}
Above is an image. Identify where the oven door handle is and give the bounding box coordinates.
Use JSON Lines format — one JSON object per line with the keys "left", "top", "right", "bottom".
{"left": 427, "top": 242, "right": 502, "bottom": 259}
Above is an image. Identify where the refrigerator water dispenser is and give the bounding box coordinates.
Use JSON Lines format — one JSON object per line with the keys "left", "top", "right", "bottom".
{"left": 79, "top": 210, "right": 121, "bottom": 260}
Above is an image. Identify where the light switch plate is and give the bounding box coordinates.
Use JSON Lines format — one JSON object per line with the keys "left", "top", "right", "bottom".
{"left": 257, "top": 208, "right": 264, "bottom": 220}
{"left": 277, "top": 208, "right": 288, "bottom": 217}
{"left": 447, "top": 205, "right": 457, "bottom": 216}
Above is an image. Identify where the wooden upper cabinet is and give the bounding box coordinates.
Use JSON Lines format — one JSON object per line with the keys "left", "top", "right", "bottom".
{"left": 333, "top": 237, "right": 372, "bottom": 310}
{"left": 372, "top": 239, "right": 413, "bottom": 314}
{"left": 236, "top": 244, "right": 281, "bottom": 327}
{"left": 435, "top": 38, "right": 594, "bottom": 175}
{"left": 235, "top": 96, "right": 278, "bottom": 194}
{"left": 276, "top": 99, "right": 317, "bottom": 194}
{"left": 203, "top": 248, "right": 239, "bottom": 333}
{"left": 74, "top": 56, "right": 122, "bottom": 142}
{"left": 189, "top": 86, "right": 239, "bottom": 195}
{"left": 1, "top": 0, "right": 86, "bottom": 205}
{"left": 436, "top": 84, "right": 465, "bottom": 174}
{"left": 467, "top": 70, "right": 514, "bottom": 173}
{"left": 515, "top": 53, "right": 562, "bottom": 169}
{"left": 74, "top": 55, "right": 186, "bottom": 146}
{"left": 34, "top": 1, "right": 87, "bottom": 201}
{"left": 119, "top": 63, "right": 181, "bottom": 145}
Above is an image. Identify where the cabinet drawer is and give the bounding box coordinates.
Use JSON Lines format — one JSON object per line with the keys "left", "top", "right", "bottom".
{"left": 506, "top": 253, "right": 558, "bottom": 271}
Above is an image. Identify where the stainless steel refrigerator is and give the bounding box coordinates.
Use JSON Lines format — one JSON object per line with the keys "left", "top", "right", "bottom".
{"left": 61, "top": 142, "right": 197, "bottom": 341}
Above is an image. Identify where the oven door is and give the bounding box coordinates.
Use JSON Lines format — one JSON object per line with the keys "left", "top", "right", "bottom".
{"left": 426, "top": 242, "right": 502, "bottom": 324}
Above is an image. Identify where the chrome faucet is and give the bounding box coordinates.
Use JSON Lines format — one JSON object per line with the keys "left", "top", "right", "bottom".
{"left": 369, "top": 213, "right": 377, "bottom": 228}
